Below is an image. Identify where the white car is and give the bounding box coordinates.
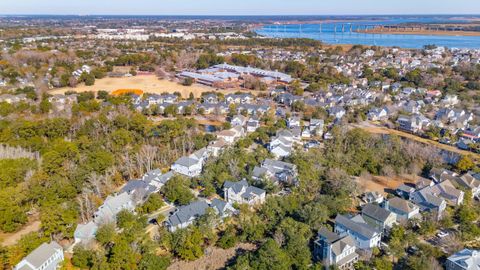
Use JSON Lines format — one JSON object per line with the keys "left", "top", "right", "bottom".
{"left": 437, "top": 231, "right": 449, "bottom": 238}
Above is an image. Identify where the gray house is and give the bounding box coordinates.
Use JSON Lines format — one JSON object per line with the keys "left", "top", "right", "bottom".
{"left": 361, "top": 203, "right": 397, "bottom": 231}
{"left": 165, "top": 201, "right": 209, "bottom": 232}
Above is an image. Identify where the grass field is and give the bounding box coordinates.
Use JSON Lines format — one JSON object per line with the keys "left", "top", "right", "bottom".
{"left": 49, "top": 75, "right": 263, "bottom": 98}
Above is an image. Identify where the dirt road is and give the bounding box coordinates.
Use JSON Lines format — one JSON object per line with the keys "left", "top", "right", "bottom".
{"left": 352, "top": 122, "right": 480, "bottom": 160}
{"left": 0, "top": 220, "right": 41, "bottom": 246}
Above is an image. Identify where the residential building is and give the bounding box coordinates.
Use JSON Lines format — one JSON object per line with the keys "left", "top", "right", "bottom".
{"left": 14, "top": 241, "right": 64, "bottom": 270}
{"left": 210, "top": 198, "right": 237, "bottom": 218}
{"left": 446, "top": 249, "right": 480, "bottom": 270}
{"left": 361, "top": 203, "right": 397, "bottom": 231}
{"left": 94, "top": 192, "right": 135, "bottom": 224}
{"left": 252, "top": 159, "right": 298, "bottom": 186}
{"left": 362, "top": 191, "right": 384, "bottom": 204}
{"left": 165, "top": 201, "right": 209, "bottom": 232}
{"left": 223, "top": 180, "right": 266, "bottom": 205}
{"left": 334, "top": 214, "right": 382, "bottom": 250}
{"left": 383, "top": 197, "right": 421, "bottom": 222}
{"left": 171, "top": 156, "right": 203, "bottom": 177}
{"left": 313, "top": 227, "right": 359, "bottom": 270}
{"left": 73, "top": 221, "right": 98, "bottom": 245}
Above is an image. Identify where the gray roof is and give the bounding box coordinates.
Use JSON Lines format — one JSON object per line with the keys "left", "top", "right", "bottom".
{"left": 74, "top": 221, "right": 98, "bottom": 240}
{"left": 252, "top": 166, "right": 268, "bottom": 178}
{"left": 362, "top": 203, "right": 393, "bottom": 222}
{"left": 387, "top": 197, "right": 419, "bottom": 215}
{"left": 447, "top": 249, "right": 480, "bottom": 270}
{"left": 335, "top": 214, "right": 380, "bottom": 239}
{"left": 224, "top": 180, "right": 248, "bottom": 193}
{"left": 174, "top": 156, "right": 201, "bottom": 167}
{"left": 167, "top": 201, "right": 209, "bottom": 227}
{"left": 20, "top": 241, "right": 62, "bottom": 269}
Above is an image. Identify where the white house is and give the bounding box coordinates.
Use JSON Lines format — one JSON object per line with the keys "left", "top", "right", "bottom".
{"left": 94, "top": 192, "right": 135, "bottom": 224}
{"left": 73, "top": 221, "right": 98, "bottom": 245}
{"left": 446, "top": 249, "right": 480, "bottom": 270}
{"left": 231, "top": 115, "right": 248, "bottom": 127}
{"left": 171, "top": 156, "right": 203, "bottom": 177}
{"left": 14, "top": 241, "right": 64, "bottom": 270}
{"left": 223, "top": 180, "right": 266, "bottom": 205}
{"left": 334, "top": 214, "right": 382, "bottom": 250}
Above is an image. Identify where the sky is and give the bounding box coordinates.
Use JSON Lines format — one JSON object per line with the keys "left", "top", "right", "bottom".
{"left": 0, "top": 0, "right": 480, "bottom": 15}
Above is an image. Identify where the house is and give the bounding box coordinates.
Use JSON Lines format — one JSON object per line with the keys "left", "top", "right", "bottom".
{"left": 397, "top": 114, "right": 430, "bottom": 133}
{"left": 396, "top": 184, "right": 416, "bottom": 199}
{"left": 451, "top": 173, "right": 480, "bottom": 198}
{"left": 171, "top": 156, "right": 203, "bottom": 177}
{"left": 383, "top": 197, "right": 421, "bottom": 222}
{"left": 189, "top": 148, "right": 209, "bottom": 165}
{"left": 14, "top": 241, "right": 64, "bottom": 270}
{"left": 94, "top": 192, "right": 135, "bottom": 224}
{"left": 269, "top": 129, "right": 296, "bottom": 158}
{"left": 165, "top": 201, "right": 209, "bottom": 232}
{"left": 207, "top": 139, "right": 228, "bottom": 157}
{"left": 246, "top": 116, "right": 260, "bottom": 133}
{"left": 334, "top": 214, "right": 382, "bottom": 250}
{"left": 223, "top": 180, "right": 266, "bottom": 205}
{"left": 252, "top": 159, "right": 298, "bottom": 186}
{"left": 409, "top": 184, "right": 449, "bottom": 220}
{"left": 446, "top": 249, "right": 480, "bottom": 270}
{"left": 361, "top": 203, "right": 397, "bottom": 231}
{"left": 367, "top": 107, "right": 388, "bottom": 121}
{"left": 328, "top": 106, "right": 346, "bottom": 119}
{"left": 230, "top": 115, "right": 248, "bottom": 127}
{"left": 429, "top": 168, "right": 457, "bottom": 183}
{"left": 362, "top": 191, "right": 384, "bottom": 204}
{"left": 313, "top": 227, "right": 359, "bottom": 270}
{"left": 217, "top": 126, "right": 244, "bottom": 144}
{"left": 210, "top": 198, "right": 237, "bottom": 218}
{"left": 287, "top": 116, "right": 301, "bottom": 128}
{"left": 74, "top": 221, "right": 98, "bottom": 245}
{"left": 309, "top": 119, "right": 324, "bottom": 136}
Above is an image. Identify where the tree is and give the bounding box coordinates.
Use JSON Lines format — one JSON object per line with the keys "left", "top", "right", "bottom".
{"left": 96, "top": 223, "right": 116, "bottom": 246}
{"left": 250, "top": 239, "right": 291, "bottom": 270}
{"left": 137, "top": 193, "right": 165, "bottom": 214}
{"left": 72, "top": 245, "right": 95, "bottom": 269}
{"left": 161, "top": 176, "right": 194, "bottom": 205}
{"left": 39, "top": 99, "right": 52, "bottom": 113}
{"left": 139, "top": 253, "right": 170, "bottom": 270}
{"left": 183, "top": 77, "right": 194, "bottom": 86}
{"left": 172, "top": 228, "right": 204, "bottom": 261}
{"left": 40, "top": 203, "right": 78, "bottom": 239}
{"left": 456, "top": 155, "right": 474, "bottom": 172}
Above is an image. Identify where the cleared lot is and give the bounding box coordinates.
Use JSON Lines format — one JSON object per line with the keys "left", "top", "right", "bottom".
{"left": 49, "top": 75, "right": 262, "bottom": 98}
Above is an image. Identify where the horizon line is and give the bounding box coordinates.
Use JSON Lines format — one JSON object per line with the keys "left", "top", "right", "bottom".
{"left": 1, "top": 13, "right": 480, "bottom": 16}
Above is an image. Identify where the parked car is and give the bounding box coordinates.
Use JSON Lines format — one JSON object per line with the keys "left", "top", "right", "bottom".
{"left": 437, "top": 230, "right": 449, "bottom": 238}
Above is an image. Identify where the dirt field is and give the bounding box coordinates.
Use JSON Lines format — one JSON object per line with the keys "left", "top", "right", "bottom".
{"left": 0, "top": 220, "right": 41, "bottom": 247}
{"left": 49, "top": 75, "right": 263, "bottom": 99}
{"left": 167, "top": 243, "right": 257, "bottom": 270}
{"left": 356, "top": 175, "right": 417, "bottom": 195}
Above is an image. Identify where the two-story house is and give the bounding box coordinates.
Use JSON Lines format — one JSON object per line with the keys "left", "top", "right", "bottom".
{"left": 313, "top": 227, "right": 359, "bottom": 270}
{"left": 334, "top": 214, "right": 382, "bottom": 250}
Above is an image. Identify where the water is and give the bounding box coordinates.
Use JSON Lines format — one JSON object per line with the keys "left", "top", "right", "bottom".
{"left": 255, "top": 16, "right": 480, "bottom": 49}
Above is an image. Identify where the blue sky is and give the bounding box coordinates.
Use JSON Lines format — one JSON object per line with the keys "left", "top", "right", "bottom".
{"left": 0, "top": 0, "right": 479, "bottom": 15}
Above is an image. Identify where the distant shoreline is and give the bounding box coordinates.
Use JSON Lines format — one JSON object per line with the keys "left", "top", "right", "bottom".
{"left": 356, "top": 29, "right": 480, "bottom": 37}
